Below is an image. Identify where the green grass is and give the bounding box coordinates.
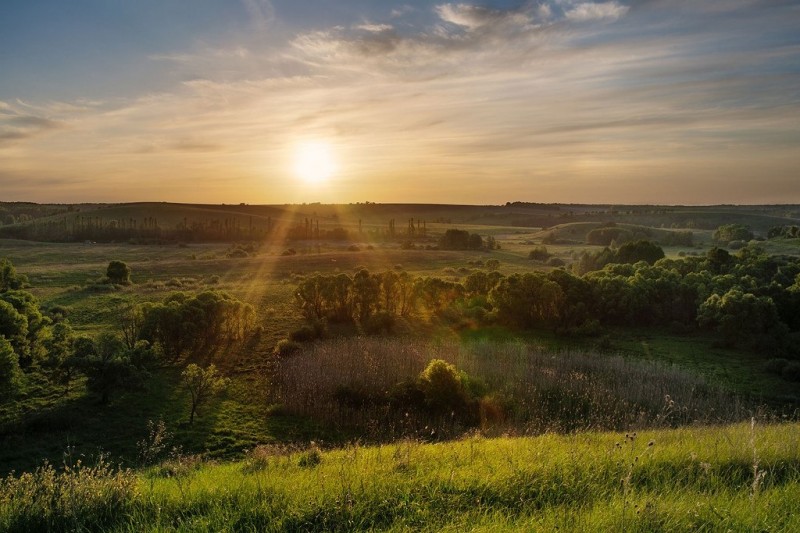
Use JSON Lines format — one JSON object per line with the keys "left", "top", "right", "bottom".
{"left": 2, "top": 235, "right": 799, "bottom": 476}
{"left": 2, "top": 422, "right": 799, "bottom": 531}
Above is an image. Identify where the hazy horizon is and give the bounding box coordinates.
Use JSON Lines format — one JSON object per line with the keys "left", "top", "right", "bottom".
{"left": 2, "top": 1, "right": 800, "bottom": 205}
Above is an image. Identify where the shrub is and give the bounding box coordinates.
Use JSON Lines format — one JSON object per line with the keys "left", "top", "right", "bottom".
{"left": 289, "top": 325, "right": 319, "bottom": 343}
{"left": 547, "top": 257, "right": 565, "bottom": 267}
{"left": 485, "top": 259, "right": 500, "bottom": 270}
{"left": 298, "top": 447, "right": 321, "bottom": 468}
{"left": 275, "top": 339, "right": 302, "bottom": 357}
{"left": 106, "top": 260, "right": 131, "bottom": 285}
{"left": 528, "top": 246, "right": 551, "bottom": 261}
{"left": 418, "top": 359, "right": 472, "bottom": 416}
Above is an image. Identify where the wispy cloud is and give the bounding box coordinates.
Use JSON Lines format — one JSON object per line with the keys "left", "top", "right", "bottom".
{"left": 564, "top": 2, "right": 629, "bottom": 22}
{"left": 242, "top": 0, "right": 275, "bottom": 30}
{"left": 2, "top": 1, "right": 799, "bottom": 204}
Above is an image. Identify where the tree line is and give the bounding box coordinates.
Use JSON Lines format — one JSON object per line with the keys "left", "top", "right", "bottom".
{"left": 293, "top": 243, "right": 800, "bottom": 361}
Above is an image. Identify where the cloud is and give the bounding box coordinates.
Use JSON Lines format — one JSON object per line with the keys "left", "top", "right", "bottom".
{"left": 565, "top": 2, "right": 629, "bottom": 22}
{"left": 435, "top": 4, "right": 530, "bottom": 30}
{"left": 242, "top": 0, "right": 275, "bottom": 30}
{"left": 0, "top": 104, "right": 66, "bottom": 145}
{"left": 4, "top": 0, "right": 800, "bottom": 204}
{"left": 355, "top": 23, "right": 394, "bottom": 33}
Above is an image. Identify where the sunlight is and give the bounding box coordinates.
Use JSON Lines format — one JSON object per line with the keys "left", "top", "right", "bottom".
{"left": 293, "top": 140, "right": 337, "bottom": 185}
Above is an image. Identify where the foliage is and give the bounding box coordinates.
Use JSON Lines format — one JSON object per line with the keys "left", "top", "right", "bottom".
{"left": 0, "top": 259, "right": 28, "bottom": 292}
{"left": 139, "top": 291, "right": 254, "bottom": 362}
{"left": 276, "top": 338, "right": 744, "bottom": 438}
{"left": 106, "top": 260, "right": 131, "bottom": 285}
{"left": 181, "top": 364, "right": 229, "bottom": 424}
{"left": 0, "top": 289, "right": 50, "bottom": 368}
{"left": 586, "top": 226, "right": 633, "bottom": 245}
{"left": 714, "top": 223, "right": 754, "bottom": 243}
{"left": 0, "top": 337, "right": 21, "bottom": 399}
{"left": 574, "top": 240, "right": 664, "bottom": 274}
{"left": 295, "top": 269, "right": 417, "bottom": 325}
{"left": 76, "top": 332, "right": 151, "bottom": 404}
{"left": 528, "top": 246, "right": 551, "bottom": 261}
{"left": 439, "top": 229, "right": 484, "bottom": 250}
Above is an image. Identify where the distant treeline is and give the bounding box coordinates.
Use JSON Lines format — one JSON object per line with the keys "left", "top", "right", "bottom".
{"left": 0, "top": 213, "right": 436, "bottom": 244}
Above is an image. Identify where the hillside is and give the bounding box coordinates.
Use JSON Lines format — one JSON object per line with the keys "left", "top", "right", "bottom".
{"left": 1, "top": 422, "right": 798, "bottom": 532}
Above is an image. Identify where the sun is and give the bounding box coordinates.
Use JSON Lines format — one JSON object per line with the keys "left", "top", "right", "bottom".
{"left": 293, "top": 140, "right": 337, "bottom": 184}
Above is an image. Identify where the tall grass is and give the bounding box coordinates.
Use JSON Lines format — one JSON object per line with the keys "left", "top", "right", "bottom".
{"left": 0, "top": 454, "right": 137, "bottom": 533}
{"left": 275, "top": 338, "right": 750, "bottom": 439}
{"left": 3, "top": 422, "right": 798, "bottom": 531}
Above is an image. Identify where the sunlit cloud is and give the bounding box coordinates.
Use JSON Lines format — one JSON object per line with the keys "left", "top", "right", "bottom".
{"left": 564, "top": 2, "right": 629, "bottom": 22}
{"left": 1, "top": 1, "right": 799, "bottom": 204}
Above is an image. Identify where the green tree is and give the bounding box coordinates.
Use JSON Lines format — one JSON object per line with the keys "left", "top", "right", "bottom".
{"left": 0, "top": 258, "right": 28, "bottom": 292}
{"left": 106, "top": 260, "right": 132, "bottom": 285}
{"left": 79, "top": 332, "right": 147, "bottom": 404}
{"left": 181, "top": 363, "right": 229, "bottom": 424}
{"left": 698, "top": 289, "right": 783, "bottom": 348}
{"left": 0, "top": 336, "right": 22, "bottom": 399}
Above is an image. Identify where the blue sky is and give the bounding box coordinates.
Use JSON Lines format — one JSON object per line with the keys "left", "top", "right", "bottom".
{"left": 1, "top": 1, "right": 800, "bottom": 204}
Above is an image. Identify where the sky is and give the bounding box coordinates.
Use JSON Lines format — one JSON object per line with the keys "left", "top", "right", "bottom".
{"left": 1, "top": 0, "right": 799, "bottom": 205}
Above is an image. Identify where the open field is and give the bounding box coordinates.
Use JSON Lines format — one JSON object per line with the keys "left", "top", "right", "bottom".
{"left": 2, "top": 202, "right": 800, "bottom": 530}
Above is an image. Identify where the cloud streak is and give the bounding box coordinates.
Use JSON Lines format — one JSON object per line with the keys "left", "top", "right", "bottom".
{"left": 2, "top": 1, "right": 799, "bottom": 204}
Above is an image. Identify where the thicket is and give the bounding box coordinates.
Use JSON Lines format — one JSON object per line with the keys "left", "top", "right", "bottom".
{"left": 293, "top": 244, "right": 800, "bottom": 362}
{"left": 137, "top": 291, "right": 255, "bottom": 361}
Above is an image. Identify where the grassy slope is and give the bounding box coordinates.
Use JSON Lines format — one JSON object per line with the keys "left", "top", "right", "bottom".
{"left": 2, "top": 422, "right": 798, "bottom": 531}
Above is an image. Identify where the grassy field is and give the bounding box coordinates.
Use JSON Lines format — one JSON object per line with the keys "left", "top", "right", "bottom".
{"left": 1, "top": 421, "right": 799, "bottom": 531}
{"left": 2, "top": 212, "right": 799, "bottom": 474}
{"left": 2, "top": 202, "right": 800, "bottom": 530}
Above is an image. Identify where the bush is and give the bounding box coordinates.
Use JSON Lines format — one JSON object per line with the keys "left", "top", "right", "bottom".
{"left": 289, "top": 325, "right": 320, "bottom": 342}
{"left": 418, "top": 359, "right": 471, "bottom": 416}
{"left": 546, "top": 257, "right": 565, "bottom": 267}
{"left": 528, "top": 246, "right": 551, "bottom": 261}
{"left": 106, "top": 261, "right": 131, "bottom": 285}
{"left": 275, "top": 339, "right": 302, "bottom": 357}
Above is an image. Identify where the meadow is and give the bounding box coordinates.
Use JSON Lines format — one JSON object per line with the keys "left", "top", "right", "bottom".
{"left": 1, "top": 201, "right": 800, "bottom": 530}
{"left": 1, "top": 422, "right": 799, "bottom": 532}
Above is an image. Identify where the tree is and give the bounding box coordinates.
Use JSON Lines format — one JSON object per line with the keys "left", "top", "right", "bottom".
{"left": 78, "top": 332, "right": 148, "bottom": 404}
{"left": 614, "top": 240, "right": 664, "bottom": 265}
{"left": 0, "top": 258, "right": 28, "bottom": 292}
{"left": 42, "top": 321, "right": 78, "bottom": 394}
{"left": 117, "top": 303, "right": 143, "bottom": 350}
{"left": 181, "top": 364, "right": 228, "bottom": 424}
{"left": 106, "top": 260, "right": 131, "bottom": 285}
{"left": 0, "top": 336, "right": 22, "bottom": 399}
{"left": 698, "top": 289, "right": 783, "bottom": 348}
{"left": 713, "top": 224, "right": 754, "bottom": 244}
